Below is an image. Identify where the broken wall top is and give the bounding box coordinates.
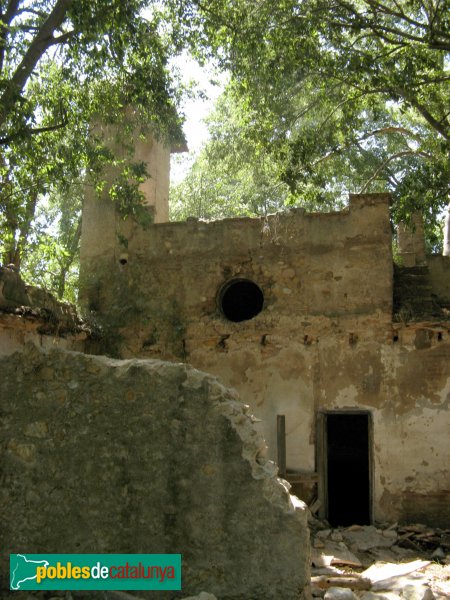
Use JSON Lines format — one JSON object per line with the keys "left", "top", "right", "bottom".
{"left": 79, "top": 193, "right": 393, "bottom": 358}
{"left": 0, "top": 266, "right": 90, "bottom": 353}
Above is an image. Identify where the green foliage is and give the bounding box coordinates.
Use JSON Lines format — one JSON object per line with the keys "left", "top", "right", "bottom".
{"left": 169, "top": 0, "right": 450, "bottom": 236}
{"left": 170, "top": 92, "right": 290, "bottom": 220}
{"left": 170, "top": 86, "right": 347, "bottom": 220}
{"left": 1, "top": 0, "right": 448, "bottom": 300}
{"left": 0, "top": 0, "right": 186, "bottom": 301}
{"left": 17, "top": 185, "right": 82, "bottom": 304}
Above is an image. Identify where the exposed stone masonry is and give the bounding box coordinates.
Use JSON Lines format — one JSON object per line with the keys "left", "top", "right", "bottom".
{"left": 0, "top": 345, "right": 310, "bottom": 600}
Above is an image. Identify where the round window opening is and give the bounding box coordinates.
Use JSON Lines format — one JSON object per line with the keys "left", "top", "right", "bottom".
{"left": 220, "top": 279, "right": 264, "bottom": 322}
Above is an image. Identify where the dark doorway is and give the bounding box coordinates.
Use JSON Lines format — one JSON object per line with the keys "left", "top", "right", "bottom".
{"left": 326, "top": 412, "right": 371, "bottom": 526}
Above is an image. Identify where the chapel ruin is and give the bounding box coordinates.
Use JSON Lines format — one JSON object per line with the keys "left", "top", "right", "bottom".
{"left": 78, "top": 127, "right": 450, "bottom": 529}
{"left": 0, "top": 125, "right": 312, "bottom": 600}
{"left": 1, "top": 121, "right": 449, "bottom": 599}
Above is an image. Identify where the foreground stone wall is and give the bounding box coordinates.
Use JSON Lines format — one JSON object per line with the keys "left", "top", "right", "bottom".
{"left": 0, "top": 345, "right": 310, "bottom": 599}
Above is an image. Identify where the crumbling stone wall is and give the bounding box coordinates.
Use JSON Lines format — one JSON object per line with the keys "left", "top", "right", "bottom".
{"left": 0, "top": 266, "right": 88, "bottom": 356}
{"left": 396, "top": 211, "right": 427, "bottom": 267}
{"left": 185, "top": 320, "right": 450, "bottom": 527}
{"left": 79, "top": 193, "right": 393, "bottom": 358}
{"left": 427, "top": 255, "right": 450, "bottom": 308}
{"left": 77, "top": 192, "right": 450, "bottom": 526}
{"left": 0, "top": 345, "right": 310, "bottom": 599}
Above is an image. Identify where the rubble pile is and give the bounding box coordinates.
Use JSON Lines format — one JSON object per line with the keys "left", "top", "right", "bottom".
{"left": 396, "top": 524, "right": 450, "bottom": 557}
{"left": 310, "top": 522, "right": 450, "bottom": 600}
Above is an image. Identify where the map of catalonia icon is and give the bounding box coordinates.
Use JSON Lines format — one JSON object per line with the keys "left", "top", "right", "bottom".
{"left": 10, "top": 554, "right": 49, "bottom": 590}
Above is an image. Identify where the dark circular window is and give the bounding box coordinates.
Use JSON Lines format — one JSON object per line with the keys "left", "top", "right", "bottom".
{"left": 219, "top": 279, "right": 264, "bottom": 322}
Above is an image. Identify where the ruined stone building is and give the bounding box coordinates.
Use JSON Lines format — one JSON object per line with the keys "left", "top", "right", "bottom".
{"left": 0, "top": 125, "right": 449, "bottom": 598}
{"left": 78, "top": 130, "right": 450, "bottom": 530}
{"left": 0, "top": 130, "right": 310, "bottom": 600}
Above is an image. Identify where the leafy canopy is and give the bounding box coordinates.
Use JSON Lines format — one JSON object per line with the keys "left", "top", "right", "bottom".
{"left": 169, "top": 0, "right": 449, "bottom": 243}
{"left": 1, "top": 0, "right": 449, "bottom": 301}
{"left": 0, "top": 0, "right": 185, "bottom": 299}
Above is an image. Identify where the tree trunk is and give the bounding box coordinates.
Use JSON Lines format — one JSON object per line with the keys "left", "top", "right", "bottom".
{"left": 12, "top": 191, "right": 39, "bottom": 270}
{"left": 56, "top": 216, "right": 82, "bottom": 299}
{"left": 0, "top": 0, "right": 73, "bottom": 128}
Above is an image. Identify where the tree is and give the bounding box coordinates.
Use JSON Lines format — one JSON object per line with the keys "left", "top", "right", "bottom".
{"left": 170, "top": 89, "right": 292, "bottom": 220}
{"left": 2, "top": 0, "right": 448, "bottom": 295}
{"left": 17, "top": 186, "right": 82, "bottom": 303}
{"left": 0, "top": 0, "right": 185, "bottom": 297}
{"left": 170, "top": 0, "right": 450, "bottom": 239}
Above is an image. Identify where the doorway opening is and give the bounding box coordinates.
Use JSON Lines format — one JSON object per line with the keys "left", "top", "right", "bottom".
{"left": 324, "top": 412, "right": 371, "bottom": 527}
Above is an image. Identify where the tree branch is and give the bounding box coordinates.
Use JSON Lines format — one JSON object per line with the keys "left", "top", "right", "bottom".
{"left": 49, "top": 29, "right": 76, "bottom": 46}
{"left": 14, "top": 188, "right": 38, "bottom": 269}
{"left": 401, "top": 92, "right": 450, "bottom": 140}
{"left": 370, "top": 22, "right": 450, "bottom": 50}
{"left": 357, "top": 126, "right": 423, "bottom": 143}
{"left": 0, "top": 0, "right": 73, "bottom": 128}
{"left": 56, "top": 215, "right": 81, "bottom": 299}
{"left": 313, "top": 127, "right": 423, "bottom": 168}
{"left": 0, "top": 0, "right": 21, "bottom": 73}
{"left": 15, "top": 7, "right": 47, "bottom": 19}
{"left": 360, "top": 150, "right": 432, "bottom": 193}
{"left": 332, "top": 0, "right": 450, "bottom": 50}
{"left": 0, "top": 117, "right": 69, "bottom": 145}
{"left": 325, "top": 75, "right": 450, "bottom": 140}
{"left": 362, "top": 0, "right": 426, "bottom": 29}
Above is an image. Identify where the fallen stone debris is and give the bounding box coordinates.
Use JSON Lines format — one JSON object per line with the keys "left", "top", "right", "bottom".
{"left": 4, "top": 523, "right": 448, "bottom": 599}
{"left": 310, "top": 521, "right": 450, "bottom": 600}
